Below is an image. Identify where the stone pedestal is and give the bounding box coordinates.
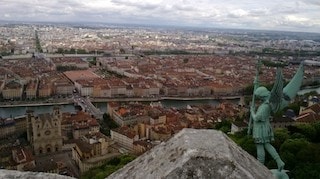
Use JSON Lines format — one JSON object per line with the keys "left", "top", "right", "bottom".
{"left": 108, "top": 128, "right": 275, "bottom": 179}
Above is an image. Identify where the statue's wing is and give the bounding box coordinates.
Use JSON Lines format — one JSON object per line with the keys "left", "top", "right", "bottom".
{"left": 280, "top": 63, "right": 304, "bottom": 110}
{"left": 269, "top": 68, "right": 284, "bottom": 113}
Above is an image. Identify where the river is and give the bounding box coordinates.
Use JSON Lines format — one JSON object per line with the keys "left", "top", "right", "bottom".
{"left": 2, "top": 85, "right": 319, "bottom": 119}
{"left": 0, "top": 104, "right": 78, "bottom": 119}
{"left": 0, "top": 99, "right": 238, "bottom": 119}
{"left": 297, "top": 86, "right": 320, "bottom": 95}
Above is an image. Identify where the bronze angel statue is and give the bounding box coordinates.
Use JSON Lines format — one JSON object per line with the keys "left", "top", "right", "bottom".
{"left": 248, "top": 61, "right": 304, "bottom": 173}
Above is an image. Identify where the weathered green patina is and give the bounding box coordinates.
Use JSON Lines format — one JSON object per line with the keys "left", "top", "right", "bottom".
{"left": 248, "top": 61, "right": 304, "bottom": 178}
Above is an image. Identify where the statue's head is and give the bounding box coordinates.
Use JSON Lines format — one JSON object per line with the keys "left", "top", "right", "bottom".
{"left": 254, "top": 86, "right": 270, "bottom": 99}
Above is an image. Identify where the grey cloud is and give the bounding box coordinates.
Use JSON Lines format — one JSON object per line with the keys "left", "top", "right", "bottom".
{"left": 302, "top": 0, "right": 320, "bottom": 6}
{"left": 249, "top": 8, "right": 270, "bottom": 17}
{"left": 0, "top": 0, "right": 319, "bottom": 32}
{"left": 55, "top": 0, "right": 83, "bottom": 7}
{"left": 226, "top": 13, "right": 242, "bottom": 19}
{"left": 111, "top": 0, "right": 159, "bottom": 10}
{"left": 226, "top": 9, "right": 249, "bottom": 19}
{"left": 173, "top": 4, "right": 197, "bottom": 11}
{"left": 0, "top": 0, "right": 84, "bottom": 21}
{"left": 273, "top": 8, "right": 300, "bottom": 14}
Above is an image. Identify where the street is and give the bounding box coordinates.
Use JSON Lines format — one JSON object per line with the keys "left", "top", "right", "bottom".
{"left": 35, "top": 150, "right": 80, "bottom": 178}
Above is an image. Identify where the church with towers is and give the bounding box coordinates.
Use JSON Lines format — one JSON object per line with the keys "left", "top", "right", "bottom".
{"left": 26, "top": 106, "right": 63, "bottom": 155}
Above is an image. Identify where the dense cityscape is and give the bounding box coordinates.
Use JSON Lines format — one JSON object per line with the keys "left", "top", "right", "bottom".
{"left": 0, "top": 22, "right": 320, "bottom": 178}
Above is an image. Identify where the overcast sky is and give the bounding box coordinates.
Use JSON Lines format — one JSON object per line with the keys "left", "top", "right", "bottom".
{"left": 0, "top": 0, "right": 319, "bottom": 32}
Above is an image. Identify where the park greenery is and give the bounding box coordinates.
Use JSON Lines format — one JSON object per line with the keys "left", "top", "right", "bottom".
{"left": 56, "top": 48, "right": 104, "bottom": 54}
{"left": 57, "top": 48, "right": 87, "bottom": 54}
{"left": 88, "top": 57, "right": 97, "bottom": 66}
{"left": 245, "top": 48, "right": 320, "bottom": 57}
{"left": 0, "top": 51, "right": 12, "bottom": 56}
{"left": 141, "top": 49, "right": 212, "bottom": 55}
{"left": 35, "top": 31, "right": 43, "bottom": 53}
{"left": 100, "top": 113, "right": 119, "bottom": 136}
{"left": 81, "top": 155, "right": 136, "bottom": 179}
{"left": 56, "top": 65, "right": 84, "bottom": 72}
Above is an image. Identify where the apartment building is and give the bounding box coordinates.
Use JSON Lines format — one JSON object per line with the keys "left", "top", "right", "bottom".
{"left": 72, "top": 132, "right": 112, "bottom": 173}
{"left": 61, "top": 111, "right": 100, "bottom": 140}
{"left": 74, "top": 80, "right": 94, "bottom": 97}
{"left": 25, "top": 80, "right": 38, "bottom": 99}
{"left": 110, "top": 126, "right": 138, "bottom": 151}
{"left": 2, "top": 80, "right": 23, "bottom": 99}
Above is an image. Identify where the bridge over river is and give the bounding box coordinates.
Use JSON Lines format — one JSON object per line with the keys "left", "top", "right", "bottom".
{"left": 73, "top": 96, "right": 103, "bottom": 120}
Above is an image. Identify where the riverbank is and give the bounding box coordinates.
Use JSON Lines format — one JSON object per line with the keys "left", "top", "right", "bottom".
{"left": 92, "top": 95, "right": 242, "bottom": 102}
{"left": 0, "top": 101, "right": 73, "bottom": 108}
{"left": 298, "top": 86, "right": 320, "bottom": 95}
{"left": 0, "top": 95, "right": 242, "bottom": 108}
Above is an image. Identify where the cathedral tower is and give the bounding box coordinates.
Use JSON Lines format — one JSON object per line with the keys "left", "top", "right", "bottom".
{"left": 27, "top": 107, "right": 63, "bottom": 155}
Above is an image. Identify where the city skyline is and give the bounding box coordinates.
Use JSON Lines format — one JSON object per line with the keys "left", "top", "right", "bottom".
{"left": 0, "top": 0, "right": 320, "bottom": 33}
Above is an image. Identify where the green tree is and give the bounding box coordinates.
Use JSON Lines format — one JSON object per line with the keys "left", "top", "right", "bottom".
{"left": 81, "top": 155, "right": 135, "bottom": 179}
{"left": 290, "top": 132, "right": 306, "bottom": 139}
{"left": 292, "top": 163, "right": 320, "bottom": 179}
{"left": 57, "top": 48, "right": 64, "bottom": 53}
{"left": 100, "top": 113, "right": 119, "bottom": 136}
{"left": 238, "top": 136, "right": 256, "bottom": 157}
{"left": 280, "top": 138, "right": 309, "bottom": 170}
{"left": 104, "top": 113, "right": 118, "bottom": 129}
{"left": 296, "top": 143, "right": 320, "bottom": 164}
{"left": 88, "top": 57, "right": 96, "bottom": 66}
{"left": 69, "top": 48, "right": 76, "bottom": 54}
{"left": 273, "top": 128, "right": 290, "bottom": 150}
{"left": 313, "top": 122, "right": 320, "bottom": 143}
{"left": 108, "top": 157, "right": 121, "bottom": 165}
{"left": 214, "top": 120, "right": 231, "bottom": 134}
{"left": 35, "top": 30, "right": 43, "bottom": 53}
{"left": 296, "top": 124, "right": 317, "bottom": 142}
{"left": 95, "top": 171, "right": 106, "bottom": 179}
{"left": 77, "top": 49, "right": 87, "bottom": 54}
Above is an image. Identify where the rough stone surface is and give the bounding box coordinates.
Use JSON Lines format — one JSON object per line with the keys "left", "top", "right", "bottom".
{"left": 107, "top": 128, "right": 275, "bottom": 179}
{"left": 0, "top": 169, "right": 75, "bottom": 179}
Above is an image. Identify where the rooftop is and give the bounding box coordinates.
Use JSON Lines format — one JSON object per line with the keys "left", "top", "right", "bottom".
{"left": 64, "top": 70, "right": 100, "bottom": 82}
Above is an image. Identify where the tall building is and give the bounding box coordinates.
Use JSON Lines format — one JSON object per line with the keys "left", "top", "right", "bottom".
{"left": 26, "top": 107, "right": 63, "bottom": 155}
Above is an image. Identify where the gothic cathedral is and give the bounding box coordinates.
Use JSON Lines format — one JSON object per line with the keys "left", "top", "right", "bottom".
{"left": 27, "top": 106, "right": 63, "bottom": 155}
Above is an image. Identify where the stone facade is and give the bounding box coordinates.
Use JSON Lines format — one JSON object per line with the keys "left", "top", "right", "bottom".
{"left": 2, "top": 80, "right": 23, "bottom": 99}
{"left": 71, "top": 132, "right": 113, "bottom": 173}
{"left": 111, "top": 126, "right": 139, "bottom": 151}
{"left": 27, "top": 107, "right": 63, "bottom": 155}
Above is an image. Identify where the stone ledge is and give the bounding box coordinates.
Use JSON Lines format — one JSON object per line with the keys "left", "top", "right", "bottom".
{"left": 0, "top": 169, "right": 75, "bottom": 179}
{"left": 107, "top": 128, "right": 274, "bottom": 179}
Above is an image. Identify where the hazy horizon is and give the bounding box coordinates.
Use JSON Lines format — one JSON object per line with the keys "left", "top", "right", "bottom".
{"left": 0, "top": 0, "right": 319, "bottom": 33}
